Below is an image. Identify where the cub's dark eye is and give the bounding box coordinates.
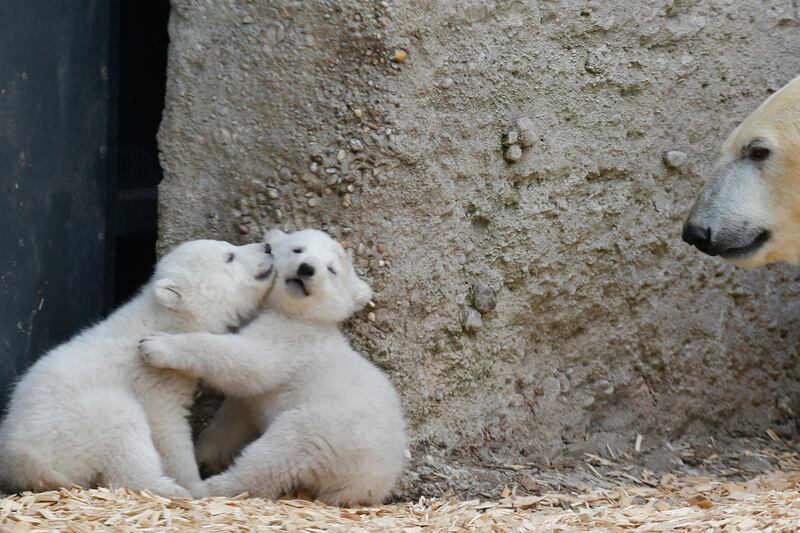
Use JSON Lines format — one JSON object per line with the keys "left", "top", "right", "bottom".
{"left": 293, "top": 248, "right": 303, "bottom": 254}
{"left": 264, "top": 243, "right": 272, "bottom": 254}
{"left": 746, "top": 142, "right": 771, "bottom": 162}
{"left": 327, "top": 265, "right": 337, "bottom": 275}
{"left": 226, "top": 253, "right": 235, "bottom": 263}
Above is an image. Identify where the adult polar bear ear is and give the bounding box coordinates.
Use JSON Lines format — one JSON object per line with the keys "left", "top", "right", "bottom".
{"left": 153, "top": 277, "right": 183, "bottom": 310}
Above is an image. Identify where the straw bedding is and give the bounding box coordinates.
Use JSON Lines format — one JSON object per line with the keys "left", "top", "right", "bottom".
{"left": 1, "top": 450, "right": 798, "bottom": 532}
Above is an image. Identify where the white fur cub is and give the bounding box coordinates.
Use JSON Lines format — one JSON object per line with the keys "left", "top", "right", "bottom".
{"left": 0, "top": 240, "right": 275, "bottom": 497}
{"left": 139, "top": 229, "right": 407, "bottom": 505}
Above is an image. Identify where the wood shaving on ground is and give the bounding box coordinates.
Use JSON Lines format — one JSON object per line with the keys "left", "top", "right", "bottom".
{"left": 1, "top": 452, "right": 799, "bottom": 532}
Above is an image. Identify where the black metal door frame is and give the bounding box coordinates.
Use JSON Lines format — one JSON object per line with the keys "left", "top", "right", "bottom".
{"left": 0, "top": 0, "right": 169, "bottom": 408}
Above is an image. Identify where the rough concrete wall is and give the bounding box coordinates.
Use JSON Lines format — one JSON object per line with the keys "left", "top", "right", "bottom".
{"left": 159, "top": 0, "right": 800, "bottom": 495}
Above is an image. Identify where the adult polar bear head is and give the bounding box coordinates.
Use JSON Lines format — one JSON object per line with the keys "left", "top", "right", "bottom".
{"left": 153, "top": 240, "right": 275, "bottom": 332}
{"left": 683, "top": 75, "right": 800, "bottom": 267}
{"left": 263, "top": 229, "right": 372, "bottom": 324}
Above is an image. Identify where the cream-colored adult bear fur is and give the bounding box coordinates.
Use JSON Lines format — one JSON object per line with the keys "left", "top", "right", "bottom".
{"left": 0, "top": 240, "right": 275, "bottom": 497}
{"left": 139, "top": 229, "right": 407, "bottom": 505}
{"left": 683, "top": 74, "right": 800, "bottom": 267}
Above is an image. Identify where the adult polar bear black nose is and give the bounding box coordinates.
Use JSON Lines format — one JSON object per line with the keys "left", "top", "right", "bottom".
{"left": 681, "top": 223, "right": 712, "bottom": 253}
{"left": 297, "top": 263, "right": 315, "bottom": 278}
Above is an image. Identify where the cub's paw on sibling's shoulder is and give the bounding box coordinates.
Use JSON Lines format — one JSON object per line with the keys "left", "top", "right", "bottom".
{"left": 138, "top": 333, "right": 179, "bottom": 368}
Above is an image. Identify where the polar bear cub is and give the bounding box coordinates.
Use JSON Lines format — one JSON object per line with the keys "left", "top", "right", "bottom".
{"left": 0, "top": 240, "right": 275, "bottom": 497}
{"left": 139, "top": 229, "right": 407, "bottom": 505}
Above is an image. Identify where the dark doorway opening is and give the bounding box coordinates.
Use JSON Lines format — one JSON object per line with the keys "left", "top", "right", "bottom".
{"left": 112, "top": 0, "right": 170, "bottom": 307}
{"left": 0, "top": 0, "right": 170, "bottom": 408}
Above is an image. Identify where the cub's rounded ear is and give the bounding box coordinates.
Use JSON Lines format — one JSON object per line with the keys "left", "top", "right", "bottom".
{"left": 153, "top": 277, "right": 182, "bottom": 310}
{"left": 351, "top": 278, "right": 373, "bottom": 310}
{"left": 263, "top": 229, "right": 287, "bottom": 243}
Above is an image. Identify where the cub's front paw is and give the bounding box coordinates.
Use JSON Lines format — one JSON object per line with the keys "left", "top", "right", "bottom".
{"left": 151, "top": 476, "right": 192, "bottom": 499}
{"left": 138, "top": 333, "right": 177, "bottom": 369}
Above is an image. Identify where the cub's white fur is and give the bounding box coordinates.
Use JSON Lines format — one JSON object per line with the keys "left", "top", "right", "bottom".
{"left": 140, "top": 229, "right": 407, "bottom": 505}
{"left": 0, "top": 240, "right": 274, "bottom": 497}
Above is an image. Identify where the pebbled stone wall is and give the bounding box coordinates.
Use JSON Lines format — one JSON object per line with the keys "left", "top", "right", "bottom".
{"left": 158, "top": 0, "right": 800, "bottom": 496}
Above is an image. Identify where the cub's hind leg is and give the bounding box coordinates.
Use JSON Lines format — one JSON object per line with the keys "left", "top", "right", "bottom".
{"left": 195, "top": 397, "right": 260, "bottom": 476}
{"left": 194, "top": 412, "right": 312, "bottom": 499}
{"left": 83, "top": 389, "right": 191, "bottom": 498}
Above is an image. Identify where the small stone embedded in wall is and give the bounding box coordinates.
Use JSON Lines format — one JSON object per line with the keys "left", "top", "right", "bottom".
{"left": 516, "top": 116, "right": 539, "bottom": 147}
{"left": 502, "top": 116, "right": 539, "bottom": 163}
{"left": 503, "top": 144, "right": 522, "bottom": 162}
{"left": 473, "top": 282, "right": 497, "bottom": 313}
{"left": 463, "top": 307, "right": 483, "bottom": 333}
{"left": 502, "top": 130, "right": 519, "bottom": 146}
{"left": 662, "top": 150, "right": 688, "bottom": 170}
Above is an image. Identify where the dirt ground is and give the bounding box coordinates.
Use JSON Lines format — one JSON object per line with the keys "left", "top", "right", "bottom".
{"left": 397, "top": 432, "right": 800, "bottom": 500}
{"left": 1, "top": 438, "right": 798, "bottom": 532}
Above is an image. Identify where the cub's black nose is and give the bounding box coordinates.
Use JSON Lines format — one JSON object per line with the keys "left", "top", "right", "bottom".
{"left": 297, "top": 263, "right": 315, "bottom": 278}
{"left": 682, "top": 223, "right": 712, "bottom": 251}
{"left": 264, "top": 243, "right": 272, "bottom": 254}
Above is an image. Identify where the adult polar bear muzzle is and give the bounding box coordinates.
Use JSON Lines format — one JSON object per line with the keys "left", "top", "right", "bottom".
{"left": 682, "top": 157, "right": 773, "bottom": 261}
{"left": 682, "top": 74, "right": 800, "bottom": 268}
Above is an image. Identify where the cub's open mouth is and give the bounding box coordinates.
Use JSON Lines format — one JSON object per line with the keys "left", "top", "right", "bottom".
{"left": 255, "top": 266, "right": 274, "bottom": 281}
{"left": 286, "top": 278, "right": 310, "bottom": 297}
{"left": 719, "top": 230, "right": 771, "bottom": 260}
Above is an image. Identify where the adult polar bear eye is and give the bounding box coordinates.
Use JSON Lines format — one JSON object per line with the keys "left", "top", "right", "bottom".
{"left": 745, "top": 141, "right": 771, "bottom": 162}
{"left": 327, "top": 265, "right": 337, "bottom": 275}
{"left": 226, "top": 253, "right": 235, "bottom": 263}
